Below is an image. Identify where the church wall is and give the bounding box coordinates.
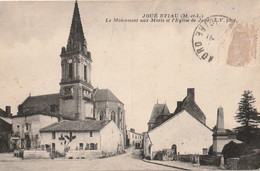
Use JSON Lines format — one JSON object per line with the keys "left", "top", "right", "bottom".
{"left": 81, "top": 100, "right": 93, "bottom": 118}
{"left": 148, "top": 110, "right": 213, "bottom": 155}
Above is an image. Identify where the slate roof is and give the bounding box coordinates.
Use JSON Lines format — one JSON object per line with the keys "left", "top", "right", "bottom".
{"left": 66, "top": 1, "right": 87, "bottom": 53}
{"left": 93, "top": 89, "right": 122, "bottom": 104}
{"left": 148, "top": 103, "right": 170, "bottom": 124}
{"left": 0, "top": 108, "right": 9, "bottom": 118}
{"left": 172, "top": 94, "right": 206, "bottom": 124}
{"left": 18, "top": 93, "right": 60, "bottom": 116}
{"left": 0, "top": 116, "right": 12, "bottom": 124}
{"left": 40, "top": 120, "right": 110, "bottom": 132}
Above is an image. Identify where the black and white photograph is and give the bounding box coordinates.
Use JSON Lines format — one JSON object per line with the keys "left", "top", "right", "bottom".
{"left": 0, "top": 0, "right": 259, "bottom": 170}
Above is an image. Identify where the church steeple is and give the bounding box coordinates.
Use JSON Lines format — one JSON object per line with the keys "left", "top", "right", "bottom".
{"left": 61, "top": 1, "right": 91, "bottom": 60}
{"left": 67, "top": 0, "right": 86, "bottom": 52}
{"left": 59, "top": 1, "right": 94, "bottom": 121}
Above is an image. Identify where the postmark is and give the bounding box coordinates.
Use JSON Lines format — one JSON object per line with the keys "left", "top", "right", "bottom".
{"left": 192, "top": 15, "right": 236, "bottom": 63}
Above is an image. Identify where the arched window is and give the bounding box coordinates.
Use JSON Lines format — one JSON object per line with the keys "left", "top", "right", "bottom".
{"left": 99, "top": 110, "right": 104, "bottom": 121}
{"left": 111, "top": 111, "right": 116, "bottom": 123}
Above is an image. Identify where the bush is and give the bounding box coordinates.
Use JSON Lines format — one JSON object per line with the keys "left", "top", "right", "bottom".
{"left": 222, "top": 141, "right": 245, "bottom": 164}
{"left": 237, "top": 153, "right": 260, "bottom": 170}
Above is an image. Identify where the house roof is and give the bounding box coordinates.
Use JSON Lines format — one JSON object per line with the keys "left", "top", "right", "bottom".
{"left": 149, "top": 109, "right": 212, "bottom": 133}
{"left": 40, "top": 120, "right": 110, "bottom": 132}
{"left": 18, "top": 93, "right": 60, "bottom": 116}
{"left": 172, "top": 95, "right": 206, "bottom": 124}
{"left": 0, "top": 116, "right": 12, "bottom": 124}
{"left": 0, "top": 108, "right": 9, "bottom": 117}
{"left": 93, "top": 89, "right": 122, "bottom": 104}
{"left": 148, "top": 103, "right": 170, "bottom": 124}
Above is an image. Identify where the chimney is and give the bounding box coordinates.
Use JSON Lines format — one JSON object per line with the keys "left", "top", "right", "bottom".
{"left": 74, "top": 113, "right": 80, "bottom": 120}
{"left": 187, "top": 88, "right": 195, "bottom": 101}
{"left": 58, "top": 115, "right": 63, "bottom": 122}
{"left": 177, "top": 101, "right": 182, "bottom": 108}
{"left": 130, "top": 128, "right": 135, "bottom": 133}
{"left": 216, "top": 106, "right": 225, "bottom": 133}
{"left": 5, "top": 106, "right": 11, "bottom": 117}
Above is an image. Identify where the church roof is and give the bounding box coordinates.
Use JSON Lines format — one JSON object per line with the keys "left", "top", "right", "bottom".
{"left": 148, "top": 103, "right": 170, "bottom": 124}
{"left": 93, "top": 89, "right": 123, "bottom": 104}
{"left": 66, "top": 1, "right": 87, "bottom": 54}
{"left": 40, "top": 120, "right": 110, "bottom": 132}
{"left": 17, "top": 93, "right": 60, "bottom": 117}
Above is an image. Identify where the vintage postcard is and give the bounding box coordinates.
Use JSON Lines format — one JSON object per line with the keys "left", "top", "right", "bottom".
{"left": 0, "top": 0, "right": 259, "bottom": 170}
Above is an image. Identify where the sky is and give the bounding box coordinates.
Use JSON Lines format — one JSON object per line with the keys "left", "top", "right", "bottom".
{"left": 0, "top": 0, "right": 259, "bottom": 133}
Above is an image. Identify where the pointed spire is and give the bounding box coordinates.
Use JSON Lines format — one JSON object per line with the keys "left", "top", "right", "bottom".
{"left": 66, "top": 0, "right": 87, "bottom": 53}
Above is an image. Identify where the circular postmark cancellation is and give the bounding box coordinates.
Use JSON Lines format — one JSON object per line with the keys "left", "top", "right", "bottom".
{"left": 192, "top": 15, "right": 236, "bottom": 63}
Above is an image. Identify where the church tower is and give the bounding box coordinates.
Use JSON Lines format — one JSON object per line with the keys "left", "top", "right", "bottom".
{"left": 59, "top": 1, "right": 94, "bottom": 120}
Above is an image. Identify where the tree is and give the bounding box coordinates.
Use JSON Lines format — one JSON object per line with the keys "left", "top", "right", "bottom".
{"left": 234, "top": 90, "right": 260, "bottom": 143}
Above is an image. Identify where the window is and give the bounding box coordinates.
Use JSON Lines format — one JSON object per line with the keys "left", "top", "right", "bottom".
{"left": 52, "top": 132, "right": 56, "bottom": 139}
{"left": 90, "top": 143, "right": 94, "bottom": 150}
{"left": 111, "top": 111, "right": 116, "bottom": 123}
{"left": 90, "top": 131, "right": 93, "bottom": 137}
{"left": 84, "top": 65, "right": 87, "bottom": 80}
{"left": 135, "top": 135, "right": 137, "bottom": 139}
{"left": 25, "top": 123, "right": 30, "bottom": 132}
{"left": 17, "top": 125, "right": 20, "bottom": 131}
{"left": 94, "top": 143, "right": 98, "bottom": 150}
{"left": 99, "top": 111, "right": 104, "bottom": 120}
{"left": 79, "top": 143, "right": 83, "bottom": 150}
{"left": 68, "top": 63, "right": 73, "bottom": 79}
{"left": 132, "top": 134, "right": 134, "bottom": 138}
{"left": 203, "top": 148, "right": 208, "bottom": 155}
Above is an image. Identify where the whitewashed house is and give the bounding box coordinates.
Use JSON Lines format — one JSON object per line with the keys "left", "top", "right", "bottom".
{"left": 144, "top": 88, "right": 213, "bottom": 159}
{"left": 126, "top": 128, "right": 143, "bottom": 147}
{"left": 40, "top": 119, "right": 124, "bottom": 158}
{"left": 12, "top": 94, "right": 60, "bottom": 149}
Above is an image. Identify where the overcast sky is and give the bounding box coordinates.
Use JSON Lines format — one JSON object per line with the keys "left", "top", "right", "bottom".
{"left": 0, "top": 0, "right": 259, "bottom": 133}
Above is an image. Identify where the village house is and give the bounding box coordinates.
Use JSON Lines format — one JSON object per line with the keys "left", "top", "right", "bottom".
{"left": 125, "top": 128, "right": 143, "bottom": 148}
{"left": 0, "top": 106, "right": 13, "bottom": 152}
{"left": 11, "top": 1, "right": 126, "bottom": 153}
{"left": 40, "top": 119, "right": 124, "bottom": 157}
{"left": 144, "top": 88, "right": 213, "bottom": 159}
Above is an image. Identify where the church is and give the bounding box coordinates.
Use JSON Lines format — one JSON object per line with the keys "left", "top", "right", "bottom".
{"left": 12, "top": 1, "right": 126, "bottom": 154}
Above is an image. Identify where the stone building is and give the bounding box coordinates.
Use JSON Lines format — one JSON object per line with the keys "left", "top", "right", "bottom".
{"left": 40, "top": 119, "right": 124, "bottom": 157}
{"left": 125, "top": 128, "right": 143, "bottom": 147}
{"left": 12, "top": 1, "right": 126, "bottom": 150}
{"left": 144, "top": 88, "right": 213, "bottom": 158}
{"left": 148, "top": 103, "right": 170, "bottom": 131}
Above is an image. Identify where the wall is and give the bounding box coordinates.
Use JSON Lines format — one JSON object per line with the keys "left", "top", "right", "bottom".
{"left": 100, "top": 121, "right": 124, "bottom": 154}
{"left": 40, "top": 131, "right": 100, "bottom": 153}
{"left": 213, "top": 137, "right": 238, "bottom": 154}
{"left": 143, "top": 132, "right": 152, "bottom": 158}
{"left": 148, "top": 110, "right": 213, "bottom": 155}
